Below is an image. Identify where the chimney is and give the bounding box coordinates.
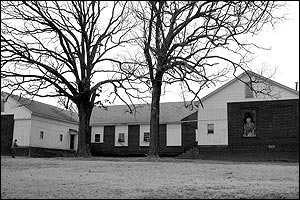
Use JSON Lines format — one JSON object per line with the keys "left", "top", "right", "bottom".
{"left": 296, "top": 82, "right": 298, "bottom": 91}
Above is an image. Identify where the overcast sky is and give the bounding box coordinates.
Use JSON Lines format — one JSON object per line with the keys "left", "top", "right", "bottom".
{"left": 160, "top": 1, "right": 299, "bottom": 103}
{"left": 20, "top": 1, "right": 300, "bottom": 106}
{"left": 253, "top": 1, "right": 299, "bottom": 90}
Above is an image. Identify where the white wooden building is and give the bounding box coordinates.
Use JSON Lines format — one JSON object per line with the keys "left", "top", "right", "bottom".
{"left": 1, "top": 93, "right": 79, "bottom": 152}
{"left": 1, "top": 70, "right": 298, "bottom": 157}
{"left": 196, "top": 70, "right": 299, "bottom": 146}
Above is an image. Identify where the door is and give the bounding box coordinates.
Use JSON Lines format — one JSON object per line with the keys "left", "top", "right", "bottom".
{"left": 128, "top": 125, "right": 139, "bottom": 153}
{"left": 70, "top": 135, "right": 75, "bottom": 150}
{"left": 1, "top": 114, "right": 14, "bottom": 155}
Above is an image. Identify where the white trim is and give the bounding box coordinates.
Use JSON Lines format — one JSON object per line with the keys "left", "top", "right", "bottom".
{"left": 166, "top": 124, "right": 181, "bottom": 146}
{"left": 91, "top": 126, "right": 104, "bottom": 143}
{"left": 139, "top": 125, "right": 150, "bottom": 146}
{"left": 114, "top": 125, "right": 128, "bottom": 147}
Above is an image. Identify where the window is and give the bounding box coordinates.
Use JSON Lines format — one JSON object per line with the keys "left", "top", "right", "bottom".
{"left": 95, "top": 134, "right": 100, "bottom": 143}
{"left": 118, "top": 133, "right": 125, "bottom": 143}
{"left": 40, "top": 131, "right": 44, "bottom": 139}
{"left": 207, "top": 124, "right": 214, "bottom": 134}
{"left": 143, "top": 132, "right": 150, "bottom": 142}
{"left": 242, "top": 110, "right": 256, "bottom": 137}
{"left": 60, "top": 134, "right": 63, "bottom": 142}
{"left": 245, "top": 82, "right": 254, "bottom": 98}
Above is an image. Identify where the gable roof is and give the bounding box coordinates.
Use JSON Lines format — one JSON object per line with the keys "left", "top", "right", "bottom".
{"left": 90, "top": 102, "right": 197, "bottom": 126}
{"left": 2, "top": 92, "right": 78, "bottom": 124}
{"left": 200, "top": 70, "right": 299, "bottom": 103}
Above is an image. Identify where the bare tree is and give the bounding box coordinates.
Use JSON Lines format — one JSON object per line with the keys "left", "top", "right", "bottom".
{"left": 1, "top": 1, "right": 139, "bottom": 156}
{"left": 129, "top": 1, "right": 285, "bottom": 157}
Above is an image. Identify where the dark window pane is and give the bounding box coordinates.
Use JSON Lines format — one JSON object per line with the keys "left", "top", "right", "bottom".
{"left": 207, "top": 124, "right": 214, "bottom": 134}
{"left": 144, "top": 132, "right": 150, "bottom": 142}
{"left": 118, "top": 133, "right": 125, "bottom": 142}
{"left": 95, "top": 134, "right": 100, "bottom": 142}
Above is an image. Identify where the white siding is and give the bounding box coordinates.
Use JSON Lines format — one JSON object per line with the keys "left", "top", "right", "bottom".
{"left": 197, "top": 74, "right": 299, "bottom": 145}
{"left": 166, "top": 124, "right": 181, "bottom": 146}
{"left": 197, "top": 119, "right": 228, "bottom": 145}
{"left": 253, "top": 82, "right": 299, "bottom": 100}
{"left": 197, "top": 108, "right": 228, "bottom": 145}
{"left": 114, "top": 125, "right": 128, "bottom": 147}
{"left": 2, "top": 97, "right": 32, "bottom": 146}
{"left": 2, "top": 97, "right": 31, "bottom": 119}
{"left": 12, "top": 119, "right": 31, "bottom": 146}
{"left": 91, "top": 126, "right": 104, "bottom": 143}
{"left": 30, "top": 115, "right": 78, "bottom": 150}
{"left": 139, "top": 125, "right": 150, "bottom": 146}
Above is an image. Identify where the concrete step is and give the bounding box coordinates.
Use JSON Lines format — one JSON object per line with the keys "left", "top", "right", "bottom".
{"left": 178, "top": 147, "right": 200, "bottom": 159}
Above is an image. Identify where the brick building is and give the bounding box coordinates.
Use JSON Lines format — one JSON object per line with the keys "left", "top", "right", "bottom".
{"left": 90, "top": 102, "right": 197, "bottom": 156}
{"left": 182, "top": 71, "right": 299, "bottom": 161}
{"left": 2, "top": 70, "right": 299, "bottom": 159}
{"left": 227, "top": 99, "right": 299, "bottom": 160}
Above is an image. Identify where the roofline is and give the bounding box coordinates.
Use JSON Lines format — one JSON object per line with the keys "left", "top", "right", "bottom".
{"left": 91, "top": 119, "right": 203, "bottom": 127}
{"left": 227, "top": 98, "right": 299, "bottom": 105}
{"left": 200, "top": 72, "right": 245, "bottom": 102}
{"left": 90, "top": 122, "right": 150, "bottom": 126}
{"left": 32, "top": 113, "right": 79, "bottom": 125}
{"left": 91, "top": 121, "right": 185, "bottom": 127}
{"left": 92, "top": 100, "right": 196, "bottom": 109}
{"left": 248, "top": 71, "right": 299, "bottom": 95}
{"left": 3, "top": 93, "right": 33, "bottom": 115}
{"left": 2, "top": 92, "right": 79, "bottom": 124}
{"left": 200, "top": 70, "right": 299, "bottom": 103}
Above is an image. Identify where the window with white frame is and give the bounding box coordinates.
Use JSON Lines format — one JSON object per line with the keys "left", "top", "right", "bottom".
{"left": 95, "top": 133, "right": 101, "bottom": 143}
{"left": 207, "top": 124, "right": 214, "bottom": 134}
{"left": 143, "top": 132, "right": 150, "bottom": 142}
{"left": 59, "top": 134, "right": 63, "bottom": 142}
{"left": 40, "top": 131, "right": 44, "bottom": 139}
{"left": 118, "top": 133, "right": 125, "bottom": 143}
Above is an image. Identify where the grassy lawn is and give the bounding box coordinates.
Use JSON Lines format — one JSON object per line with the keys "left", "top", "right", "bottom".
{"left": 1, "top": 156, "right": 299, "bottom": 199}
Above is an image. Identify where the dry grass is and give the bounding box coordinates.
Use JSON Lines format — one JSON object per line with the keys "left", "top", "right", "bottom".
{"left": 1, "top": 156, "right": 299, "bottom": 199}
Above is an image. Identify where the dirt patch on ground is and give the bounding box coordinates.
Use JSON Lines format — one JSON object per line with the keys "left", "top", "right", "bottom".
{"left": 1, "top": 156, "right": 299, "bottom": 199}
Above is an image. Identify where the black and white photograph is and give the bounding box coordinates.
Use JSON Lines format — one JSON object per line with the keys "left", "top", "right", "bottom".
{"left": 1, "top": 1, "right": 299, "bottom": 199}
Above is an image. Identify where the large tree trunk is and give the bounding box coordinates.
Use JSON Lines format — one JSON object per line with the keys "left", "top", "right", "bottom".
{"left": 76, "top": 100, "right": 93, "bottom": 157}
{"left": 148, "top": 79, "right": 162, "bottom": 157}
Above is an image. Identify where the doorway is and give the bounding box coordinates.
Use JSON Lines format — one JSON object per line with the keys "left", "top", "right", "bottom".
{"left": 70, "top": 135, "right": 75, "bottom": 150}
{"left": 1, "top": 115, "right": 14, "bottom": 155}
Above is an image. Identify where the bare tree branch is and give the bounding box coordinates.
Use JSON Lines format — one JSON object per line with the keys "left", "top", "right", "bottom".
{"left": 129, "top": 1, "right": 285, "bottom": 157}
{"left": 1, "top": 1, "right": 138, "bottom": 157}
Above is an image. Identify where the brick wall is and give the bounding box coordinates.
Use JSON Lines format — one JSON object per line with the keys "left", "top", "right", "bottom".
{"left": 227, "top": 99, "right": 299, "bottom": 160}
{"left": 90, "top": 124, "right": 184, "bottom": 156}
{"left": 90, "top": 118, "right": 198, "bottom": 157}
